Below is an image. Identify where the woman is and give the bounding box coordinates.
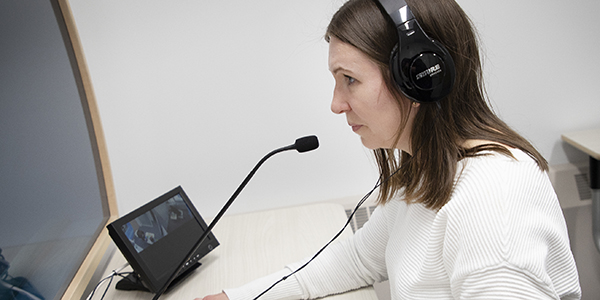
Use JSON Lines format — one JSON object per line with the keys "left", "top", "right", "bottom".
{"left": 198, "top": 0, "right": 581, "bottom": 299}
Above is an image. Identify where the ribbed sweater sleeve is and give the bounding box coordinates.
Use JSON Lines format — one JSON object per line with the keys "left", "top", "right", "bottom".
{"left": 288, "top": 204, "right": 391, "bottom": 298}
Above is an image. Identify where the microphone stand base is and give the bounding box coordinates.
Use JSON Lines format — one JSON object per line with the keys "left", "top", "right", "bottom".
{"left": 116, "top": 262, "right": 202, "bottom": 293}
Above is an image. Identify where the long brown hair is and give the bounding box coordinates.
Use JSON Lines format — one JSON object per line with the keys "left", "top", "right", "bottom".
{"left": 326, "top": 0, "right": 548, "bottom": 210}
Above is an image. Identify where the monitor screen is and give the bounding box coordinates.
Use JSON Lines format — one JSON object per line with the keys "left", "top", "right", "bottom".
{"left": 122, "top": 194, "right": 194, "bottom": 254}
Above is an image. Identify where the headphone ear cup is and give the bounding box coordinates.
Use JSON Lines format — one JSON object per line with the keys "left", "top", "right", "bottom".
{"left": 391, "top": 47, "right": 455, "bottom": 103}
{"left": 387, "top": 21, "right": 455, "bottom": 103}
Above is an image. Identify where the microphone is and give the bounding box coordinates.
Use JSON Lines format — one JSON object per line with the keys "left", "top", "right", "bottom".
{"left": 276, "top": 135, "right": 320, "bottom": 153}
{"left": 294, "top": 135, "right": 319, "bottom": 153}
{"left": 152, "top": 135, "right": 319, "bottom": 300}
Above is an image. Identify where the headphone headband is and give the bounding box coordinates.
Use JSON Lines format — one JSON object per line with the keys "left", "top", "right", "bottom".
{"left": 378, "top": 0, "right": 412, "bottom": 24}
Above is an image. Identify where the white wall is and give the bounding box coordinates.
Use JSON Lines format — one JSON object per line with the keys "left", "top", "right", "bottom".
{"left": 460, "top": 0, "right": 600, "bottom": 163}
{"left": 67, "top": 0, "right": 600, "bottom": 218}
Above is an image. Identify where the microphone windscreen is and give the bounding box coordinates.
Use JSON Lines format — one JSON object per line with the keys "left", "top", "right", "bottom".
{"left": 295, "top": 135, "right": 319, "bottom": 153}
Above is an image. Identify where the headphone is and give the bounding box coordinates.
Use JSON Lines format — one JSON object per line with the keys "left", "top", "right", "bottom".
{"left": 377, "top": 0, "right": 455, "bottom": 103}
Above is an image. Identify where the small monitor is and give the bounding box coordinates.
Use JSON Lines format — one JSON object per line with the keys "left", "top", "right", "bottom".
{"left": 107, "top": 186, "right": 219, "bottom": 293}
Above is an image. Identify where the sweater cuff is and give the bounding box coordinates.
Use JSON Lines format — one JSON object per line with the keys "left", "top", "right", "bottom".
{"left": 223, "top": 268, "right": 304, "bottom": 300}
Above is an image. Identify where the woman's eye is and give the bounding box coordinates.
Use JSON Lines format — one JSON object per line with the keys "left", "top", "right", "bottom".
{"left": 345, "top": 75, "right": 356, "bottom": 85}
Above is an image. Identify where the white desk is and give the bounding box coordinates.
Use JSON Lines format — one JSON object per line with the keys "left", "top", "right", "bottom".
{"left": 91, "top": 203, "right": 378, "bottom": 300}
{"left": 562, "top": 128, "right": 600, "bottom": 253}
{"left": 562, "top": 129, "right": 600, "bottom": 161}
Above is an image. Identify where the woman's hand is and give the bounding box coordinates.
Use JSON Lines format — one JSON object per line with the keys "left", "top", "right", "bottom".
{"left": 194, "top": 292, "right": 229, "bottom": 300}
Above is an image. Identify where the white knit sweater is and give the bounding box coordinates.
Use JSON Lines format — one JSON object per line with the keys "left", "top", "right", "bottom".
{"left": 225, "top": 149, "right": 581, "bottom": 300}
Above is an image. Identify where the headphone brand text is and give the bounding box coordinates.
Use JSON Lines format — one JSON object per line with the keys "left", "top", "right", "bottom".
{"left": 415, "top": 64, "right": 442, "bottom": 80}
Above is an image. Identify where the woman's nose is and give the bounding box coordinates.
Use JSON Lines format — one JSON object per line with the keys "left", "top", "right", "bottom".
{"left": 331, "top": 90, "right": 350, "bottom": 114}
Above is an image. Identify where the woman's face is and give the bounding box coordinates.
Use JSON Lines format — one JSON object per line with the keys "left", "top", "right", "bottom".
{"left": 328, "top": 37, "right": 418, "bottom": 152}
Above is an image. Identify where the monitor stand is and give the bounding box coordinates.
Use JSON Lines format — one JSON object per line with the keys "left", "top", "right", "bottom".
{"left": 115, "top": 262, "right": 201, "bottom": 293}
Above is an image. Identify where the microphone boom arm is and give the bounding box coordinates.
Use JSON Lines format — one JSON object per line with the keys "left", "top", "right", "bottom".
{"left": 152, "top": 136, "right": 318, "bottom": 299}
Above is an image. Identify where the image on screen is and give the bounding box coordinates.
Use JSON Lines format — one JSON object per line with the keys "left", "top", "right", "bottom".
{"left": 121, "top": 194, "right": 193, "bottom": 253}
